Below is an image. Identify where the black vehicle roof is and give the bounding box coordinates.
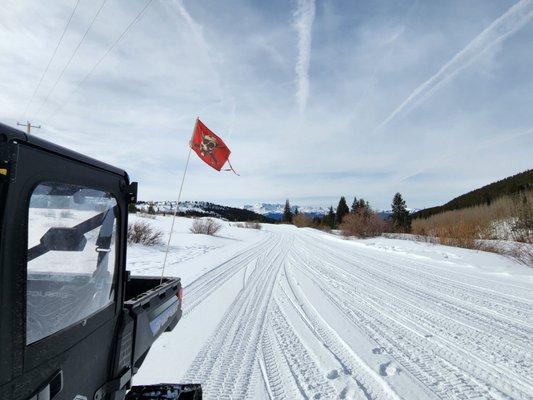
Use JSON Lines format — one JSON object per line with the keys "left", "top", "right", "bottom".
{"left": 0, "top": 122, "right": 127, "bottom": 178}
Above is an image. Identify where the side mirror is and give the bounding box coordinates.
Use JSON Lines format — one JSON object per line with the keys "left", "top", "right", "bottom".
{"left": 41, "top": 227, "right": 87, "bottom": 252}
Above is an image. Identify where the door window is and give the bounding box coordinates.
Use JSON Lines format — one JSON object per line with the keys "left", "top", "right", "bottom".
{"left": 26, "top": 182, "right": 118, "bottom": 344}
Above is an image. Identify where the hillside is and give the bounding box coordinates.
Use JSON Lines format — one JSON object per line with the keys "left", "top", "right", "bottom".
{"left": 413, "top": 169, "right": 533, "bottom": 219}
{"left": 136, "top": 201, "right": 276, "bottom": 223}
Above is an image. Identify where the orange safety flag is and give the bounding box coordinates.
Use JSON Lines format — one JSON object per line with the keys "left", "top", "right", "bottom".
{"left": 190, "top": 118, "right": 238, "bottom": 174}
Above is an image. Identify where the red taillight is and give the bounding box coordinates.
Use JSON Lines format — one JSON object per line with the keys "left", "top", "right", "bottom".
{"left": 178, "top": 287, "right": 184, "bottom": 303}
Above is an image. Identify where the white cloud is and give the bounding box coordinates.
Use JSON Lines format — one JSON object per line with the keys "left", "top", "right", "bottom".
{"left": 292, "top": 0, "right": 315, "bottom": 116}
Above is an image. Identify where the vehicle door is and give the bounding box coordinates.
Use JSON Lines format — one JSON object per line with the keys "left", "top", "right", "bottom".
{"left": 0, "top": 140, "right": 127, "bottom": 400}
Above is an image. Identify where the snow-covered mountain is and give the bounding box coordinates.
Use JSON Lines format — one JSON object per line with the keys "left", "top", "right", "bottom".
{"left": 243, "top": 203, "right": 328, "bottom": 220}
{"left": 137, "top": 201, "right": 212, "bottom": 214}
{"left": 136, "top": 201, "right": 274, "bottom": 222}
{"left": 376, "top": 208, "right": 421, "bottom": 220}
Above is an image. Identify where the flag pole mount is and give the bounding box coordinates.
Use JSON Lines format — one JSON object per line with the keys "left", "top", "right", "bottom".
{"left": 159, "top": 118, "right": 198, "bottom": 285}
{"left": 160, "top": 117, "right": 237, "bottom": 284}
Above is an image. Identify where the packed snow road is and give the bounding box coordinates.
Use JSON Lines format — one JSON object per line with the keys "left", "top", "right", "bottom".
{"left": 132, "top": 220, "right": 533, "bottom": 400}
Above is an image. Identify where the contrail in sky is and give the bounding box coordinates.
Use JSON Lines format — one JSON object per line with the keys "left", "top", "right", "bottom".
{"left": 174, "top": 0, "right": 209, "bottom": 55}
{"left": 173, "top": 0, "right": 236, "bottom": 130}
{"left": 292, "top": 0, "right": 316, "bottom": 116}
{"left": 374, "top": 0, "right": 533, "bottom": 132}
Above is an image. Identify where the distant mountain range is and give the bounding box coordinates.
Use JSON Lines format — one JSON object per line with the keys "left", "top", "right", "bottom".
{"left": 243, "top": 203, "right": 328, "bottom": 220}
{"left": 137, "top": 201, "right": 328, "bottom": 222}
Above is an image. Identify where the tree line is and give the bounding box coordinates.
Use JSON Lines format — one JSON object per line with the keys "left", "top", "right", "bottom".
{"left": 282, "top": 192, "right": 412, "bottom": 236}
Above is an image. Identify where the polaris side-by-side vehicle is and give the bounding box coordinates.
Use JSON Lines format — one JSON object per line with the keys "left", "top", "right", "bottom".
{"left": 0, "top": 123, "right": 202, "bottom": 399}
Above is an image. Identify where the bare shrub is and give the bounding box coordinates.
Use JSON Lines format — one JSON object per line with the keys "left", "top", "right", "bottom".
{"left": 340, "top": 211, "right": 388, "bottom": 238}
{"left": 411, "top": 191, "right": 533, "bottom": 263}
{"left": 293, "top": 213, "right": 313, "bottom": 228}
{"left": 244, "top": 221, "right": 262, "bottom": 230}
{"left": 190, "top": 218, "right": 222, "bottom": 235}
{"left": 317, "top": 223, "right": 332, "bottom": 233}
{"left": 510, "top": 192, "right": 533, "bottom": 243}
{"left": 235, "top": 221, "right": 261, "bottom": 229}
{"left": 509, "top": 243, "right": 533, "bottom": 266}
{"left": 382, "top": 232, "right": 440, "bottom": 244}
{"left": 128, "top": 221, "right": 163, "bottom": 246}
{"left": 412, "top": 191, "right": 533, "bottom": 246}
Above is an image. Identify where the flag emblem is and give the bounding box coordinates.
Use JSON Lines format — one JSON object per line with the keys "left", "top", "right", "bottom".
{"left": 190, "top": 118, "right": 237, "bottom": 174}
{"left": 199, "top": 132, "right": 218, "bottom": 158}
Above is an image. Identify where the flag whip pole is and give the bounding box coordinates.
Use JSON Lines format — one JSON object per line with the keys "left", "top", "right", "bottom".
{"left": 160, "top": 118, "right": 197, "bottom": 284}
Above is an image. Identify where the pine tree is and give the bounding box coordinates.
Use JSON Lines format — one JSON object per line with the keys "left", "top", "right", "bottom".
{"left": 325, "top": 206, "right": 336, "bottom": 229}
{"left": 364, "top": 200, "right": 371, "bottom": 215}
{"left": 391, "top": 192, "right": 411, "bottom": 232}
{"left": 294, "top": 206, "right": 299, "bottom": 216}
{"left": 283, "top": 199, "right": 293, "bottom": 223}
{"left": 351, "top": 197, "right": 358, "bottom": 213}
{"left": 354, "top": 198, "right": 371, "bottom": 216}
{"left": 336, "top": 196, "right": 350, "bottom": 225}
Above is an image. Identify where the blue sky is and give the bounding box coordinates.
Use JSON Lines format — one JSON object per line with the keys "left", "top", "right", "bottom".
{"left": 1, "top": 0, "right": 532, "bottom": 209}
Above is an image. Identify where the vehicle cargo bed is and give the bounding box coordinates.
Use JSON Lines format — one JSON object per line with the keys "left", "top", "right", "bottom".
{"left": 124, "top": 276, "right": 183, "bottom": 367}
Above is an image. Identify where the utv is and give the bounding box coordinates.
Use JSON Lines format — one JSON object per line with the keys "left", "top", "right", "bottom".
{"left": 0, "top": 123, "right": 201, "bottom": 399}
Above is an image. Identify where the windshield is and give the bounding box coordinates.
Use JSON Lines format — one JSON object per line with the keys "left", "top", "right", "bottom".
{"left": 27, "top": 182, "right": 118, "bottom": 344}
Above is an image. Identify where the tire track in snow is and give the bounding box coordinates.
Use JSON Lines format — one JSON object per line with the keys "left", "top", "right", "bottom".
{"left": 183, "top": 235, "right": 274, "bottom": 316}
{"left": 322, "top": 254, "right": 531, "bottom": 381}
{"left": 295, "top": 262, "right": 495, "bottom": 399}
{"left": 292, "top": 239, "right": 533, "bottom": 399}
{"left": 279, "top": 259, "right": 402, "bottom": 400}
{"left": 296, "top": 236, "right": 533, "bottom": 368}
{"left": 168, "top": 227, "right": 531, "bottom": 399}
{"left": 296, "top": 235, "right": 532, "bottom": 348}
{"left": 304, "top": 230, "right": 533, "bottom": 303}
{"left": 183, "top": 234, "right": 291, "bottom": 398}
{"left": 301, "top": 234, "right": 532, "bottom": 323}
{"left": 270, "top": 301, "right": 338, "bottom": 400}
{"left": 259, "top": 327, "right": 288, "bottom": 400}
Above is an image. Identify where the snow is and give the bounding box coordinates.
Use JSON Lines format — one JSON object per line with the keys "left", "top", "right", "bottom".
{"left": 130, "top": 216, "right": 533, "bottom": 399}
{"left": 136, "top": 201, "right": 221, "bottom": 215}
{"left": 127, "top": 214, "right": 265, "bottom": 285}
{"left": 243, "top": 203, "right": 328, "bottom": 218}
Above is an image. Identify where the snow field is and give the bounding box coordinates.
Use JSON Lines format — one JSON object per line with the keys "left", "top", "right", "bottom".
{"left": 131, "top": 216, "right": 533, "bottom": 399}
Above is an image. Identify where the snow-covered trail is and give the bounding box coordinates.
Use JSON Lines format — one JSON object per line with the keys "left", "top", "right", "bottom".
{"left": 134, "top": 224, "right": 533, "bottom": 400}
